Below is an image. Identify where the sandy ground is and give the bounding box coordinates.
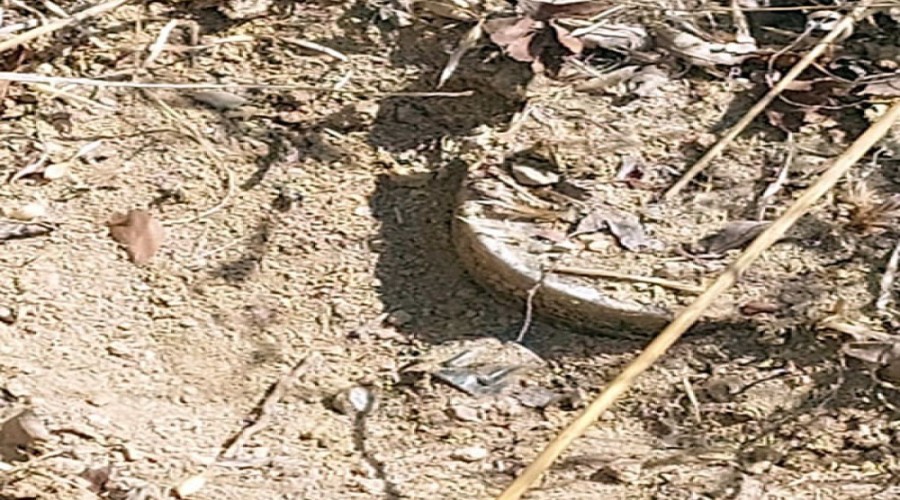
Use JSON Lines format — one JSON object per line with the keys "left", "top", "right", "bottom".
{"left": 1, "top": 1, "right": 899, "bottom": 499}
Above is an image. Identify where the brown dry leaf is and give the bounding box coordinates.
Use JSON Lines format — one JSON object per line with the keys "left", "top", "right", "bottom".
{"left": 486, "top": 17, "right": 539, "bottom": 62}
{"left": 108, "top": 210, "right": 165, "bottom": 265}
{"left": 551, "top": 22, "right": 583, "bottom": 55}
{"left": 574, "top": 207, "right": 662, "bottom": 251}
{"left": 485, "top": 17, "right": 582, "bottom": 68}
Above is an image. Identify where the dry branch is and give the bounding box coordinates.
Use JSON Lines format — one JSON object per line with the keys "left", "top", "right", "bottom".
{"left": 0, "top": 0, "right": 131, "bottom": 54}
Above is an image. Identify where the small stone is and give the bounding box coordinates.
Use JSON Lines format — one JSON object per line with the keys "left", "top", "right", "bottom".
{"left": 385, "top": 310, "right": 412, "bottom": 327}
{"left": 449, "top": 405, "right": 480, "bottom": 422}
{"left": 0, "top": 306, "right": 14, "bottom": 325}
{"left": 5, "top": 378, "right": 29, "bottom": 398}
{"left": 452, "top": 446, "right": 489, "bottom": 462}
{"left": 745, "top": 460, "right": 772, "bottom": 475}
{"left": 7, "top": 202, "right": 47, "bottom": 221}
{"left": 331, "top": 386, "right": 376, "bottom": 415}
{"left": 120, "top": 444, "right": 144, "bottom": 462}
{"left": 42, "top": 163, "right": 68, "bottom": 180}
{"left": 173, "top": 473, "right": 207, "bottom": 498}
{"left": 190, "top": 91, "right": 247, "bottom": 110}
{"left": 511, "top": 165, "right": 560, "bottom": 186}
{"left": 87, "top": 392, "right": 113, "bottom": 407}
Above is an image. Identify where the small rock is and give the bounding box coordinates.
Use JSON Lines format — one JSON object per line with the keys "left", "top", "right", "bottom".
{"left": 173, "top": 473, "right": 206, "bottom": 498}
{"left": 42, "top": 163, "right": 68, "bottom": 180}
{"left": 385, "top": 310, "right": 412, "bottom": 327}
{"left": 452, "top": 446, "right": 489, "bottom": 462}
{"left": 0, "top": 306, "right": 15, "bottom": 325}
{"left": 449, "top": 405, "right": 480, "bottom": 422}
{"left": 119, "top": 444, "right": 144, "bottom": 462}
{"left": 7, "top": 201, "right": 47, "bottom": 221}
{"left": 5, "top": 379, "right": 29, "bottom": 398}
{"left": 745, "top": 460, "right": 772, "bottom": 475}
{"left": 331, "top": 386, "right": 376, "bottom": 415}
{"left": 511, "top": 164, "right": 560, "bottom": 186}
{"left": 191, "top": 91, "right": 247, "bottom": 110}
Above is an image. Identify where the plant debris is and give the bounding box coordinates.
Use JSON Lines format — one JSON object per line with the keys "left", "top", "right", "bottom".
{"left": 107, "top": 209, "right": 165, "bottom": 265}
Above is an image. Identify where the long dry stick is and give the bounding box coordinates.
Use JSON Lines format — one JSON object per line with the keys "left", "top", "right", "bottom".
{"left": 663, "top": 0, "right": 874, "bottom": 199}
{"left": 0, "top": 72, "right": 474, "bottom": 97}
{"left": 0, "top": 0, "right": 131, "bottom": 54}
{"left": 553, "top": 266, "right": 704, "bottom": 294}
{"left": 495, "top": 100, "right": 900, "bottom": 500}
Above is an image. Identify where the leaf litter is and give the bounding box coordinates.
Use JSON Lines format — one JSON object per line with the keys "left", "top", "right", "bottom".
{"left": 107, "top": 209, "right": 165, "bottom": 265}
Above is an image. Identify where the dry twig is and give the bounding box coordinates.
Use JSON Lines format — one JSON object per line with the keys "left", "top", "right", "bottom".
{"left": 553, "top": 265, "right": 705, "bottom": 294}
{"left": 0, "top": 0, "right": 130, "bottom": 54}
{"left": 877, "top": 239, "right": 900, "bottom": 313}
{"left": 495, "top": 100, "right": 900, "bottom": 500}
{"left": 0, "top": 72, "right": 474, "bottom": 97}
{"left": 663, "top": 0, "right": 876, "bottom": 199}
{"left": 219, "top": 353, "right": 319, "bottom": 459}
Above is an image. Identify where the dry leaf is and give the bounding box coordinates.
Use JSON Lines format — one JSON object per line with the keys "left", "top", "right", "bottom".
{"left": 108, "top": 210, "right": 165, "bottom": 265}
{"left": 485, "top": 16, "right": 582, "bottom": 69}
{"left": 577, "top": 24, "right": 650, "bottom": 52}
{"left": 656, "top": 27, "right": 755, "bottom": 67}
{"left": 574, "top": 207, "right": 662, "bottom": 251}
{"left": 80, "top": 464, "right": 113, "bottom": 493}
{"left": 519, "top": 0, "right": 609, "bottom": 20}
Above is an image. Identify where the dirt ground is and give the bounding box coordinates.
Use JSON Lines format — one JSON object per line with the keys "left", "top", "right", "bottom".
{"left": 1, "top": 1, "right": 900, "bottom": 499}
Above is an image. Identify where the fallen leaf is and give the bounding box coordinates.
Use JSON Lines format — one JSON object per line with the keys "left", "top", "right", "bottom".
{"left": 80, "top": 464, "right": 112, "bottom": 493}
{"left": 577, "top": 24, "right": 650, "bottom": 52}
{"left": 656, "top": 27, "right": 756, "bottom": 67}
{"left": 519, "top": 0, "right": 609, "bottom": 20}
{"left": 574, "top": 207, "right": 662, "bottom": 251}
{"left": 573, "top": 209, "right": 608, "bottom": 234}
{"left": 107, "top": 210, "right": 165, "bottom": 265}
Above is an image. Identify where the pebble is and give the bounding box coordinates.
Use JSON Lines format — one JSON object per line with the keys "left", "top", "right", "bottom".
{"left": 449, "top": 405, "right": 480, "bottom": 422}
{"left": 511, "top": 165, "right": 560, "bottom": 186}
{"left": 452, "top": 446, "right": 489, "bottom": 462}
